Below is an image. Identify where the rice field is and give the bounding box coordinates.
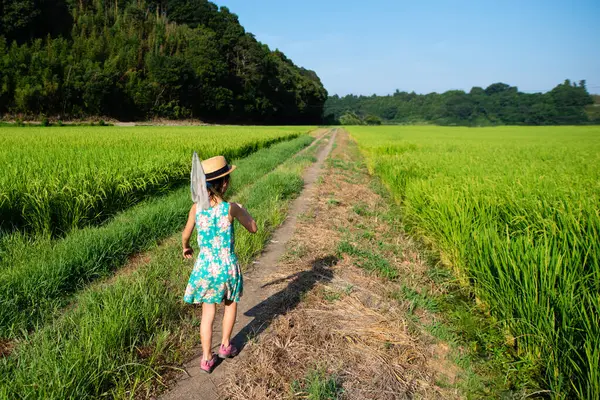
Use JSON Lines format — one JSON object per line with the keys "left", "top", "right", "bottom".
{"left": 348, "top": 126, "right": 600, "bottom": 399}
{"left": 3, "top": 123, "right": 596, "bottom": 398}
{"left": 0, "top": 126, "right": 306, "bottom": 236}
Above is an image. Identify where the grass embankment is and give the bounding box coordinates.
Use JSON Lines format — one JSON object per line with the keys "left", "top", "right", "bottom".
{"left": 0, "top": 135, "right": 314, "bottom": 339}
{"left": 348, "top": 126, "right": 600, "bottom": 399}
{"left": 0, "top": 132, "right": 328, "bottom": 399}
{"left": 332, "top": 138, "right": 529, "bottom": 397}
{"left": 0, "top": 126, "right": 306, "bottom": 236}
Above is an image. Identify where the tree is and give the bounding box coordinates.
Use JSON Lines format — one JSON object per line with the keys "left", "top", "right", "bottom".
{"left": 364, "top": 114, "right": 382, "bottom": 125}
{"left": 441, "top": 91, "right": 474, "bottom": 123}
{"left": 484, "top": 82, "right": 514, "bottom": 96}
{"left": 0, "top": 0, "right": 72, "bottom": 44}
{"left": 339, "top": 112, "right": 363, "bottom": 125}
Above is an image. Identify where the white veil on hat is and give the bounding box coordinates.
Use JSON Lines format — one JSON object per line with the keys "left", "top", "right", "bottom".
{"left": 191, "top": 152, "right": 210, "bottom": 210}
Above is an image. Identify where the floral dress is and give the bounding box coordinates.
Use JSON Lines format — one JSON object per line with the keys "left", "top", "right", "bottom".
{"left": 184, "top": 202, "right": 243, "bottom": 304}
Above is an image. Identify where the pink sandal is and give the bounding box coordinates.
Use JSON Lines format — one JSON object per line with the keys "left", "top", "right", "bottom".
{"left": 218, "top": 343, "right": 238, "bottom": 359}
{"left": 200, "top": 355, "right": 217, "bottom": 373}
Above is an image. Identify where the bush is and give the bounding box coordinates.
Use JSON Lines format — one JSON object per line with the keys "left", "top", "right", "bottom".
{"left": 339, "top": 112, "right": 363, "bottom": 125}
{"left": 364, "top": 115, "right": 382, "bottom": 125}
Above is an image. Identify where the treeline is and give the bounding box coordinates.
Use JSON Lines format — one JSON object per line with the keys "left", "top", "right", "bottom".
{"left": 0, "top": 0, "right": 328, "bottom": 123}
{"left": 325, "top": 80, "right": 597, "bottom": 126}
{"left": 588, "top": 95, "right": 600, "bottom": 122}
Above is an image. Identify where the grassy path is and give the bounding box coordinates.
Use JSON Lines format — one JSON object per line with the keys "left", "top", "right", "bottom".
{"left": 159, "top": 130, "right": 337, "bottom": 400}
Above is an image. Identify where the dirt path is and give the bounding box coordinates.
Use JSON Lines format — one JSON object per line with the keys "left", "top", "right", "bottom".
{"left": 159, "top": 130, "right": 338, "bottom": 400}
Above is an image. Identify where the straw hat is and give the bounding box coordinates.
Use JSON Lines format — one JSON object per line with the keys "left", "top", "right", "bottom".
{"left": 201, "top": 156, "right": 236, "bottom": 181}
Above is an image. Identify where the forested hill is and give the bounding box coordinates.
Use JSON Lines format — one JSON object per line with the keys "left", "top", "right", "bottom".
{"left": 325, "top": 80, "right": 597, "bottom": 126}
{"left": 0, "top": 0, "right": 328, "bottom": 123}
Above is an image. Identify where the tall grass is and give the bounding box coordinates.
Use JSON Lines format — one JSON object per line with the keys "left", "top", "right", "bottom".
{"left": 0, "top": 135, "right": 314, "bottom": 338}
{"left": 0, "top": 133, "right": 325, "bottom": 399}
{"left": 0, "top": 126, "right": 308, "bottom": 236}
{"left": 349, "top": 126, "right": 600, "bottom": 399}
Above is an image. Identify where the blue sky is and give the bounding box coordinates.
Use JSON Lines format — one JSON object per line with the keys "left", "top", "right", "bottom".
{"left": 214, "top": 0, "right": 600, "bottom": 96}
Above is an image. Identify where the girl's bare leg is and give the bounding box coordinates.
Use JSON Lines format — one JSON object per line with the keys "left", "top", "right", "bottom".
{"left": 221, "top": 300, "right": 237, "bottom": 347}
{"left": 201, "top": 303, "right": 217, "bottom": 360}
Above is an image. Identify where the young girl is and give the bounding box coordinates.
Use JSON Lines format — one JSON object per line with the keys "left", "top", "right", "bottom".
{"left": 181, "top": 154, "right": 257, "bottom": 373}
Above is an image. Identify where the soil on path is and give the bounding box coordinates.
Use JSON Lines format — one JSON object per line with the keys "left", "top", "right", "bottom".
{"left": 159, "top": 130, "right": 338, "bottom": 400}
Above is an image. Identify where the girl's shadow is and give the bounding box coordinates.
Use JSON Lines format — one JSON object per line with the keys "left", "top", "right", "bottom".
{"left": 231, "top": 255, "right": 337, "bottom": 352}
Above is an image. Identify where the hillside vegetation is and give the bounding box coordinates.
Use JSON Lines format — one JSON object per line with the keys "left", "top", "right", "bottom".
{"left": 0, "top": 0, "right": 327, "bottom": 123}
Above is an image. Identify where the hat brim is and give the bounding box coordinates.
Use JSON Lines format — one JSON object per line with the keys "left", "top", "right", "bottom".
{"left": 206, "top": 165, "right": 236, "bottom": 181}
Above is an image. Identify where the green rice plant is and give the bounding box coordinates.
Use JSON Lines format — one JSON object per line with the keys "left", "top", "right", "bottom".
{"left": 348, "top": 125, "right": 600, "bottom": 399}
{"left": 0, "top": 134, "right": 323, "bottom": 399}
{"left": 0, "top": 135, "right": 314, "bottom": 338}
{"left": 0, "top": 126, "right": 311, "bottom": 237}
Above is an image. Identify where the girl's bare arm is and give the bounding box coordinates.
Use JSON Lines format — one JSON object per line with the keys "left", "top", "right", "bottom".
{"left": 182, "top": 204, "right": 197, "bottom": 258}
{"left": 230, "top": 203, "right": 257, "bottom": 233}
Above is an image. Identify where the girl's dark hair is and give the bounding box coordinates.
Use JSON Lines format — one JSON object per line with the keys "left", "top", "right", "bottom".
{"left": 208, "top": 175, "right": 230, "bottom": 201}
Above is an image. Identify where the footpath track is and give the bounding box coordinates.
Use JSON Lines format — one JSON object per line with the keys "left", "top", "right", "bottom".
{"left": 159, "top": 129, "right": 337, "bottom": 400}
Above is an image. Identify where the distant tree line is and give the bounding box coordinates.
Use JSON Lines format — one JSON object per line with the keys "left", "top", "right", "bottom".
{"left": 587, "top": 95, "right": 600, "bottom": 122}
{"left": 325, "top": 81, "right": 598, "bottom": 126}
{"left": 0, "top": 0, "right": 328, "bottom": 123}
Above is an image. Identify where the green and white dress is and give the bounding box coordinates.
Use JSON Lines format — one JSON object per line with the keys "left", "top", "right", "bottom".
{"left": 184, "top": 202, "right": 243, "bottom": 304}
